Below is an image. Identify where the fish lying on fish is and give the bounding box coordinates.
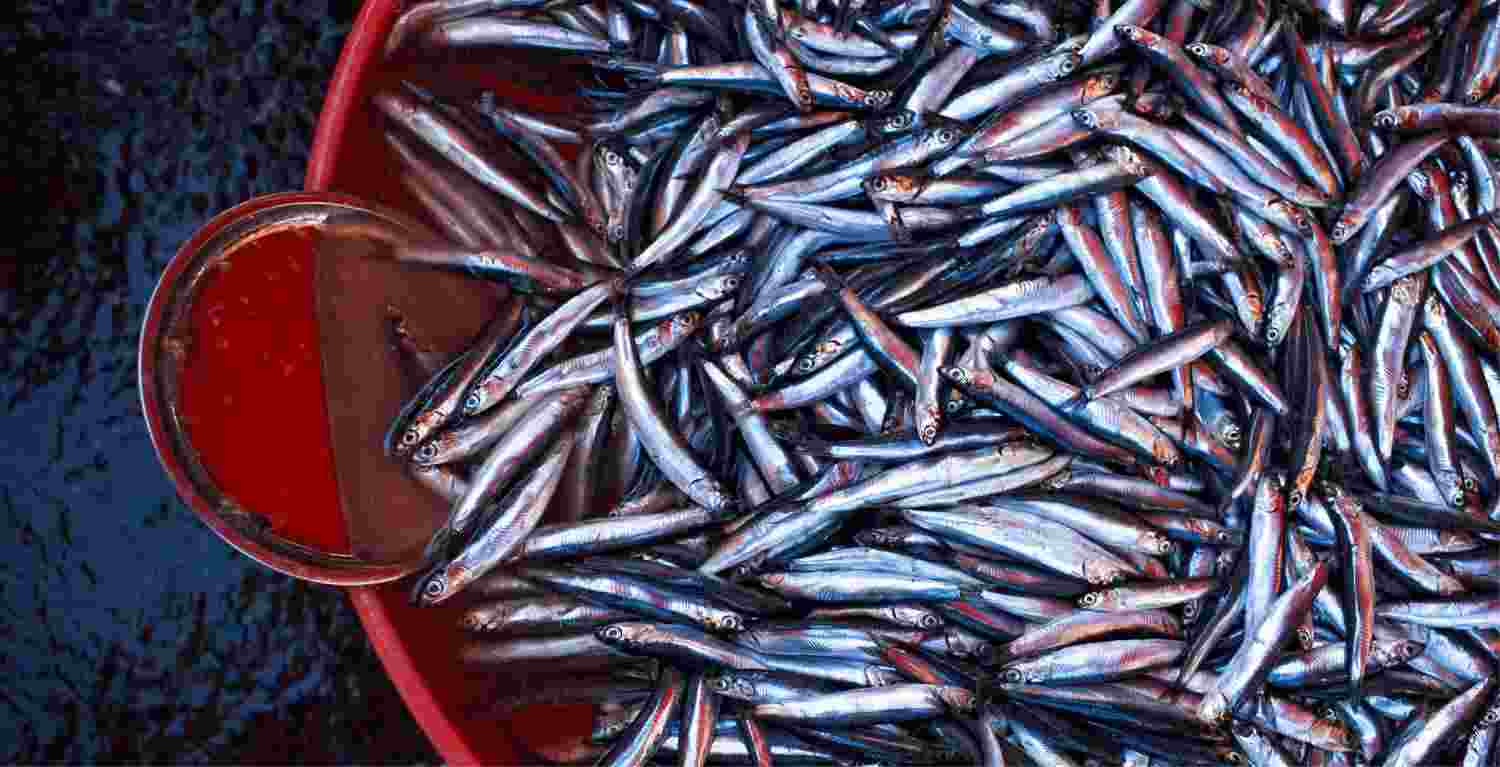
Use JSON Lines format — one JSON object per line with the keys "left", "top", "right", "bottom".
{"left": 355, "top": 0, "right": 1500, "bottom": 762}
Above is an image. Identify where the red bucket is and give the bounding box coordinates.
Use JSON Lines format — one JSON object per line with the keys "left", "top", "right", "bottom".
{"left": 304, "top": 2, "right": 591, "bottom": 762}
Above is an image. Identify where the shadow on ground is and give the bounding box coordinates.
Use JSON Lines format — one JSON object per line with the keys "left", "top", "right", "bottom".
{"left": 1, "top": 0, "right": 438, "bottom": 761}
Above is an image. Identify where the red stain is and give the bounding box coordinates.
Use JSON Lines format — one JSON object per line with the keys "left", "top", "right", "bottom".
{"left": 176, "top": 229, "right": 347, "bottom": 552}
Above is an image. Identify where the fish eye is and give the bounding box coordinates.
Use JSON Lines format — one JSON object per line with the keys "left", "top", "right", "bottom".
{"left": 1080, "top": 592, "right": 1100, "bottom": 607}
{"left": 400, "top": 428, "right": 421, "bottom": 446}
{"left": 920, "top": 613, "right": 941, "bottom": 629}
{"left": 937, "top": 128, "right": 956, "bottom": 143}
{"left": 602, "top": 625, "right": 625, "bottom": 641}
{"left": 1463, "top": 476, "right": 1479, "bottom": 491}
{"left": 710, "top": 676, "right": 729, "bottom": 690}
{"left": 415, "top": 442, "right": 438, "bottom": 462}
{"left": 1002, "top": 668, "right": 1023, "bottom": 683}
{"left": 796, "top": 357, "right": 815, "bottom": 372}
{"left": 422, "top": 576, "right": 446, "bottom": 599}
{"left": 873, "top": 176, "right": 889, "bottom": 191}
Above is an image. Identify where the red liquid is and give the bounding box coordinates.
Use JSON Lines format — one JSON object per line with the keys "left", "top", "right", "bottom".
{"left": 177, "top": 228, "right": 348, "bottom": 553}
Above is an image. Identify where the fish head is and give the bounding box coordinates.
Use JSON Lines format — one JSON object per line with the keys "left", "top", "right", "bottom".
{"left": 691, "top": 478, "right": 736, "bottom": 516}
{"left": 1104, "top": 145, "right": 1148, "bottom": 176}
{"left": 596, "top": 622, "right": 651, "bottom": 649}
{"left": 1071, "top": 106, "right": 1105, "bottom": 132}
{"left": 1082, "top": 70, "right": 1120, "bottom": 99}
{"left": 922, "top": 115, "right": 971, "bottom": 150}
{"left": 1263, "top": 302, "right": 1292, "bottom": 346}
{"left": 459, "top": 607, "right": 498, "bottom": 633}
{"left": 707, "top": 671, "right": 762, "bottom": 700}
{"left": 937, "top": 687, "right": 977, "bottom": 713}
{"left": 944, "top": 389, "right": 971, "bottom": 415}
{"left": 1182, "top": 599, "right": 1201, "bottom": 622}
{"left": 1113, "top": 24, "right": 1154, "bottom": 47}
{"left": 1267, "top": 200, "right": 1312, "bottom": 235}
{"left": 1481, "top": 703, "right": 1500, "bottom": 727}
{"left": 413, "top": 562, "right": 467, "bottom": 607}
{"left": 411, "top": 435, "right": 446, "bottom": 465}
{"left": 1328, "top": 215, "right": 1356, "bottom": 244}
{"left": 863, "top": 89, "right": 896, "bottom": 109}
{"left": 711, "top": 612, "right": 746, "bottom": 633}
{"left": 864, "top": 172, "right": 924, "bottom": 203}
{"left": 1043, "top": 468, "right": 1072, "bottom": 491}
{"left": 1143, "top": 532, "right": 1174, "bottom": 556}
{"left": 1184, "top": 42, "right": 1228, "bottom": 68}
{"left": 669, "top": 310, "right": 703, "bottom": 338}
{"left": 1049, "top": 51, "right": 1082, "bottom": 81}
{"left": 863, "top": 108, "right": 918, "bottom": 137}
{"left": 1077, "top": 589, "right": 1110, "bottom": 608}
{"left": 1151, "top": 438, "right": 1180, "bottom": 468}
{"left": 895, "top": 606, "right": 943, "bottom": 630}
{"left": 939, "top": 365, "right": 972, "bottom": 387}
{"left": 700, "top": 274, "right": 742, "bottom": 302}
{"left": 917, "top": 405, "right": 943, "bottom": 445}
{"left": 1370, "top": 108, "right": 1415, "bottom": 132}
{"left": 854, "top": 527, "right": 904, "bottom": 549}
{"left": 1431, "top": 469, "right": 1468, "bottom": 509}
{"left": 1199, "top": 692, "right": 1232, "bottom": 725}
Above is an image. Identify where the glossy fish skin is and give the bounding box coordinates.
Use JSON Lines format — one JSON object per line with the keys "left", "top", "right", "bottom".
{"left": 425, "top": 386, "right": 590, "bottom": 562}
{"left": 998, "top": 638, "right": 1184, "bottom": 685}
{"left": 375, "top": 87, "right": 571, "bottom": 223}
{"left": 1001, "top": 356, "right": 1179, "bottom": 468}
{"left": 895, "top": 272, "right": 1096, "bottom": 328}
{"left": 941, "top": 48, "right": 1087, "bottom": 124}
{"left": 757, "top": 570, "right": 961, "bottom": 604}
{"left": 466, "top": 282, "right": 616, "bottom": 416}
{"left": 1220, "top": 81, "right": 1339, "bottom": 201}
{"left": 597, "top": 622, "right": 769, "bottom": 671}
{"left": 1078, "top": 578, "right": 1217, "bottom": 612}
{"left": 1380, "top": 679, "right": 1497, "bottom": 767}
{"left": 1333, "top": 131, "right": 1451, "bottom": 245}
{"left": 416, "top": 430, "right": 574, "bottom": 605}
{"left": 518, "top": 506, "right": 718, "bottom": 562}
{"left": 1243, "top": 469, "right": 1286, "bottom": 637}
{"left": 1361, "top": 211, "right": 1500, "bottom": 293}
{"left": 993, "top": 495, "right": 1172, "bottom": 556}
{"left": 525, "top": 566, "right": 747, "bottom": 633}
{"left": 941, "top": 365, "right": 1138, "bottom": 466}
{"left": 612, "top": 294, "right": 734, "bottom": 516}
{"left": 1199, "top": 561, "right": 1330, "bottom": 725}
{"left": 460, "top": 597, "right": 634, "bottom": 636}
{"left": 1426, "top": 293, "right": 1500, "bottom": 487}
{"left": 1377, "top": 599, "right": 1500, "bottom": 630}
{"left": 903, "top": 505, "right": 1138, "bottom": 585}
{"left": 752, "top": 684, "right": 974, "bottom": 728}
{"left": 596, "top": 666, "right": 686, "bottom": 767}
{"left": 1071, "top": 319, "right": 1231, "bottom": 407}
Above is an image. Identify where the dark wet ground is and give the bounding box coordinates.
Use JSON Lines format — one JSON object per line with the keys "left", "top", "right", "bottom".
{"left": 2, "top": 0, "right": 440, "bottom": 761}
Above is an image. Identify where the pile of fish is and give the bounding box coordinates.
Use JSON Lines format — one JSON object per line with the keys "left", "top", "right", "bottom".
{"left": 371, "top": 0, "right": 1500, "bottom": 762}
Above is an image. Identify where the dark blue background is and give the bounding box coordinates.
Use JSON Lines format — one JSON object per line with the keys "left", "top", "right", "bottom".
{"left": 3, "top": 0, "right": 439, "bottom": 760}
